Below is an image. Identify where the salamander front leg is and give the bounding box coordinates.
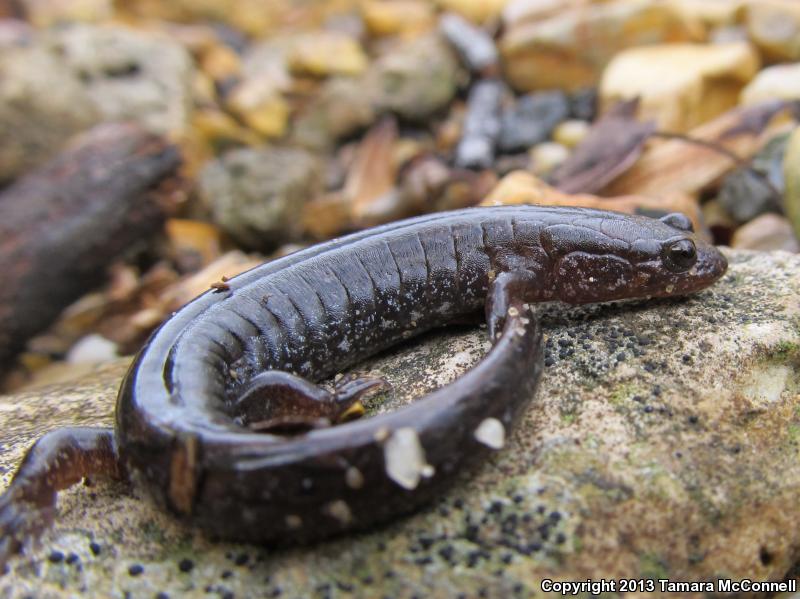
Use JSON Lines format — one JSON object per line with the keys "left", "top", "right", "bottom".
{"left": 235, "top": 371, "right": 390, "bottom": 434}
{"left": 486, "top": 270, "right": 540, "bottom": 342}
{"left": 0, "top": 426, "right": 122, "bottom": 573}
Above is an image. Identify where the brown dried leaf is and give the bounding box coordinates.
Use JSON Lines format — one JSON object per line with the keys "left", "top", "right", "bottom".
{"left": 346, "top": 116, "right": 399, "bottom": 222}
{"left": 551, "top": 98, "right": 656, "bottom": 194}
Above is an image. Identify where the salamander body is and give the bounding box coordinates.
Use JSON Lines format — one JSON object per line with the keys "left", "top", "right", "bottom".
{"left": 0, "top": 206, "right": 727, "bottom": 567}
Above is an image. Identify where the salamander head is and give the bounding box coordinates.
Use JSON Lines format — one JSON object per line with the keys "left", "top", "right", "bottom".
{"left": 550, "top": 212, "right": 728, "bottom": 304}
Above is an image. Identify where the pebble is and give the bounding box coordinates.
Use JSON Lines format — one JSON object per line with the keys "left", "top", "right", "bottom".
{"left": 199, "top": 147, "right": 321, "bottom": 250}
{"left": 741, "top": 63, "right": 800, "bottom": 105}
{"left": 455, "top": 79, "right": 504, "bottom": 169}
{"left": 66, "top": 335, "right": 119, "bottom": 365}
{"left": 552, "top": 119, "right": 590, "bottom": 149}
{"left": 439, "top": 13, "right": 498, "bottom": 75}
{"left": 569, "top": 87, "right": 598, "bottom": 121}
{"left": 225, "top": 75, "right": 289, "bottom": 138}
{"left": 50, "top": 23, "right": 195, "bottom": 136}
{"left": 437, "top": 0, "right": 508, "bottom": 23}
{"left": 731, "top": 213, "right": 800, "bottom": 252}
{"left": 745, "top": 0, "right": 800, "bottom": 61}
{"left": 782, "top": 125, "right": 800, "bottom": 242}
{"left": 287, "top": 32, "right": 367, "bottom": 77}
{"left": 0, "top": 44, "right": 100, "bottom": 182}
{"left": 367, "top": 33, "right": 459, "bottom": 121}
{"left": 600, "top": 42, "right": 760, "bottom": 131}
{"left": 530, "top": 142, "right": 569, "bottom": 177}
{"left": 361, "top": 1, "right": 436, "bottom": 37}
{"left": 501, "top": 0, "right": 697, "bottom": 91}
{"left": 718, "top": 132, "right": 788, "bottom": 223}
{"left": 498, "top": 91, "right": 569, "bottom": 153}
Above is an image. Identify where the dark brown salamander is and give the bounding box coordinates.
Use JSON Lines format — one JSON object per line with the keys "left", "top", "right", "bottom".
{"left": 0, "top": 206, "right": 727, "bottom": 569}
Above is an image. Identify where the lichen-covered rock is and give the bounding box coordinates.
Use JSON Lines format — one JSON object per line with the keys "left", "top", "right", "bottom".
{"left": 2, "top": 250, "right": 800, "bottom": 597}
{"left": 199, "top": 147, "right": 321, "bottom": 250}
{"left": 600, "top": 42, "right": 760, "bottom": 131}
{"left": 500, "top": 0, "right": 700, "bottom": 92}
{"left": 366, "top": 33, "right": 460, "bottom": 122}
{"left": 0, "top": 44, "right": 100, "bottom": 182}
{"left": 48, "top": 23, "right": 195, "bottom": 136}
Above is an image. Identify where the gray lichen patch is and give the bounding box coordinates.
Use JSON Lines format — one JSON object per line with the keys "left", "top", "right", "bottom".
{"left": 1, "top": 249, "right": 800, "bottom": 598}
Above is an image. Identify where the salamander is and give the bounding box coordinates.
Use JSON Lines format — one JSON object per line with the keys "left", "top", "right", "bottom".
{"left": 0, "top": 205, "right": 727, "bottom": 569}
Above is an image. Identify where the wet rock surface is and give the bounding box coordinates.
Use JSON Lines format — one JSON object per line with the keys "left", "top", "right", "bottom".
{"left": 1, "top": 249, "right": 799, "bottom": 597}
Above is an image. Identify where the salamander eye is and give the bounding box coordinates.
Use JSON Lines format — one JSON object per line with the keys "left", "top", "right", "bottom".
{"left": 663, "top": 239, "right": 697, "bottom": 272}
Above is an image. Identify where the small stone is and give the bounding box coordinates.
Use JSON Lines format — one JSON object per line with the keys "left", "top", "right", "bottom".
{"left": 569, "top": 87, "right": 598, "bottom": 121}
{"left": 498, "top": 91, "right": 569, "bottom": 153}
{"left": 66, "top": 335, "right": 118, "bottom": 365}
{"left": 600, "top": 42, "right": 760, "bottom": 131}
{"left": 439, "top": 13, "right": 499, "bottom": 74}
{"left": 437, "top": 0, "right": 509, "bottom": 23}
{"left": 530, "top": 142, "right": 569, "bottom": 177}
{"left": 287, "top": 32, "right": 367, "bottom": 77}
{"left": 455, "top": 79, "right": 505, "bottom": 169}
{"left": 384, "top": 428, "right": 431, "bottom": 490}
{"left": 782, "top": 125, "right": 800, "bottom": 242}
{"left": 361, "top": 1, "right": 436, "bottom": 37}
{"left": 199, "top": 147, "right": 321, "bottom": 250}
{"left": 501, "top": 0, "right": 698, "bottom": 91}
{"left": 22, "top": 0, "right": 112, "bottom": 27}
{"left": 225, "top": 75, "right": 289, "bottom": 139}
{"left": 552, "top": 119, "right": 590, "bottom": 149}
{"left": 745, "top": 0, "right": 800, "bottom": 61}
{"left": 718, "top": 132, "right": 789, "bottom": 223}
{"left": 292, "top": 77, "right": 376, "bottom": 149}
{"left": 731, "top": 214, "right": 800, "bottom": 252}
{"left": 741, "top": 63, "right": 800, "bottom": 105}
{"left": 0, "top": 44, "right": 100, "bottom": 182}
{"left": 50, "top": 23, "right": 195, "bottom": 136}
{"left": 367, "top": 33, "right": 459, "bottom": 121}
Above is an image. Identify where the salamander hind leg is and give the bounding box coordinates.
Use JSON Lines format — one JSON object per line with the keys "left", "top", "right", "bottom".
{"left": 0, "top": 427, "right": 121, "bottom": 573}
{"left": 235, "top": 371, "right": 389, "bottom": 434}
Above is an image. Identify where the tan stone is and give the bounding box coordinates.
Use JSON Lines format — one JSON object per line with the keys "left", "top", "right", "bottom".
{"left": 361, "top": 0, "right": 436, "bottom": 37}
{"left": 436, "top": 0, "right": 510, "bottom": 23}
{"left": 745, "top": 0, "right": 800, "bottom": 61}
{"left": 225, "top": 77, "right": 289, "bottom": 139}
{"left": 287, "top": 32, "right": 368, "bottom": 77}
{"left": 741, "top": 63, "right": 800, "bottom": 105}
{"left": 668, "top": 0, "right": 745, "bottom": 29}
{"left": 552, "top": 119, "right": 590, "bottom": 148}
{"left": 600, "top": 42, "right": 760, "bottom": 131}
{"left": 20, "top": 0, "right": 112, "bottom": 26}
{"left": 500, "top": 0, "right": 700, "bottom": 91}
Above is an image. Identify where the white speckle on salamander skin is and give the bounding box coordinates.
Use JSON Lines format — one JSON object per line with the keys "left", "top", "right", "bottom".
{"left": 286, "top": 514, "right": 302, "bottom": 529}
{"left": 474, "top": 418, "right": 505, "bottom": 449}
{"left": 324, "top": 500, "right": 352, "bottom": 525}
{"left": 383, "top": 428, "right": 433, "bottom": 490}
{"left": 345, "top": 466, "right": 364, "bottom": 490}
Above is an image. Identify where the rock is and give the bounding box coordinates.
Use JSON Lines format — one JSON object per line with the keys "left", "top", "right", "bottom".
{"left": 783, "top": 125, "right": 800, "bottom": 242}
{"left": 66, "top": 334, "right": 118, "bottom": 365}
{"left": 745, "top": 0, "right": 800, "bottom": 61}
{"left": 0, "top": 44, "right": 100, "bottom": 182}
{"left": 199, "top": 147, "right": 321, "bottom": 250}
{"left": 436, "top": 0, "right": 509, "bottom": 23}
{"left": 600, "top": 42, "right": 760, "bottom": 132}
{"left": 741, "top": 63, "right": 800, "bottom": 105}
{"left": 731, "top": 213, "right": 800, "bottom": 252}
{"left": 292, "top": 77, "right": 376, "bottom": 149}
{"left": 718, "top": 132, "right": 789, "bottom": 223}
{"left": 439, "top": 12, "right": 499, "bottom": 75}
{"left": 498, "top": 90, "right": 569, "bottom": 153}
{"left": 361, "top": 0, "right": 436, "bottom": 37}
{"left": 500, "top": 0, "right": 700, "bottom": 92}
{"left": 668, "top": 0, "right": 744, "bottom": 31}
{"left": 530, "top": 141, "right": 568, "bottom": 177}
{"left": 287, "top": 31, "right": 367, "bottom": 77}
{"left": 569, "top": 87, "right": 598, "bottom": 121}
{"left": 367, "top": 33, "right": 460, "bottom": 122}
{"left": 17, "top": 0, "right": 112, "bottom": 26}
{"left": 455, "top": 79, "right": 504, "bottom": 169}
{"left": 224, "top": 75, "right": 289, "bottom": 139}
{"left": 552, "top": 119, "right": 590, "bottom": 148}
{"left": 2, "top": 250, "right": 800, "bottom": 596}
{"left": 49, "top": 23, "right": 195, "bottom": 136}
